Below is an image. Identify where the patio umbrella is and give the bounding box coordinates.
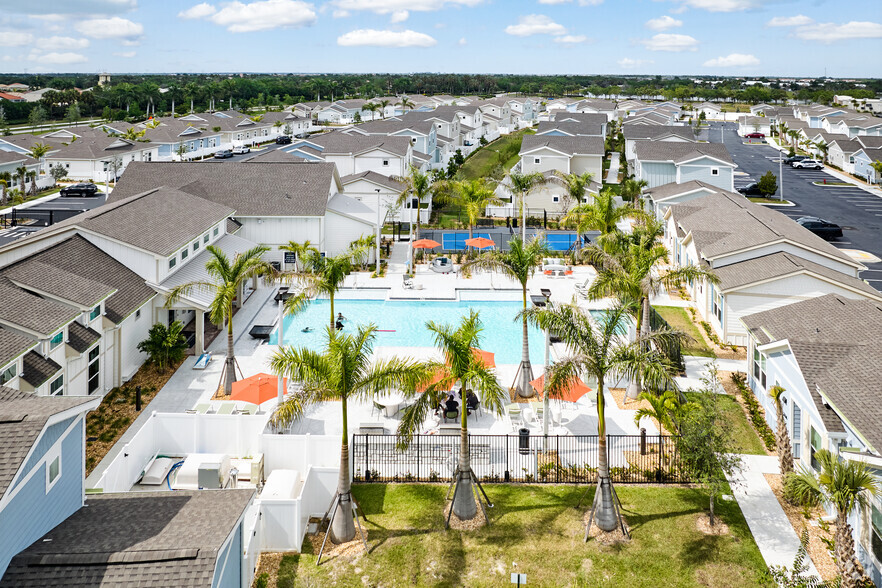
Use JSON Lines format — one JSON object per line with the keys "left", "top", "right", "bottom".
{"left": 230, "top": 372, "right": 288, "bottom": 405}
{"left": 530, "top": 374, "right": 591, "bottom": 404}
{"left": 416, "top": 348, "right": 495, "bottom": 392}
{"left": 412, "top": 238, "right": 441, "bottom": 249}
{"left": 464, "top": 237, "right": 495, "bottom": 249}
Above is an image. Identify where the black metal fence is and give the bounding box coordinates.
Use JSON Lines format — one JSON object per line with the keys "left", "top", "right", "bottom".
{"left": 352, "top": 433, "right": 689, "bottom": 485}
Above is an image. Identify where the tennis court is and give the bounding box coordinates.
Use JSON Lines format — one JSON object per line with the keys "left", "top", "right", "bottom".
{"left": 543, "top": 232, "right": 579, "bottom": 252}
{"left": 441, "top": 232, "right": 492, "bottom": 251}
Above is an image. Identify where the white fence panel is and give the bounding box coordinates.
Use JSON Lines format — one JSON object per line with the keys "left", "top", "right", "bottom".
{"left": 260, "top": 499, "right": 302, "bottom": 551}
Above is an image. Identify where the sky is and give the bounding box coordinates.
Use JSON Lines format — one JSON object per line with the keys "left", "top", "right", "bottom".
{"left": 0, "top": 0, "right": 880, "bottom": 77}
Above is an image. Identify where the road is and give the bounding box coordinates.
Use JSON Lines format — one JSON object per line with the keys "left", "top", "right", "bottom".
{"left": 0, "top": 193, "right": 107, "bottom": 246}
{"left": 708, "top": 122, "right": 882, "bottom": 292}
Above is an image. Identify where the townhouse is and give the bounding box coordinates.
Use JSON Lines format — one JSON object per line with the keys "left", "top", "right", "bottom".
{"left": 826, "top": 138, "right": 865, "bottom": 173}
{"left": 851, "top": 136, "right": 882, "bottom": 183}
{"left": 281, "top": 131, "right": 414, "bottom": 178}
{"left": 519, "top": 134, "right": 604, "bottom": 180}
{"left": 346, "top": 119, "right": 439, "bottom": 168}
{"left": 570, "top": 98, "right": 617, "bottom": 121}
{"left": 737, "top": 116, "right": 773, "bottom": 138}
{"left": 642, "top": 179, "right": 719, "bottom": 218}
{"left": 0, "top": 151, "right": 41, "bottom": 182}
{"left": 633, "top": 142, "right": 735, "bottom": 191}
{"left": 622, "top": 125, "right": 697, "bottom": 163}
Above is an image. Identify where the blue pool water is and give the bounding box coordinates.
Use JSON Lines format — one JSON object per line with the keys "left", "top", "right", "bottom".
{"left": 269, "top": 299, "right": 546, "bottom": 365}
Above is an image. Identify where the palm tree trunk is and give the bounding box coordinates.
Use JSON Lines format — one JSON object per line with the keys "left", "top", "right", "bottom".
{"left": 330, "top": 293, "right": 335, "bottom": 331}
{"left": 517, "top": 286, "right": 534, "bottom": 398}
{"left": 224, "top": 310, "right": 236, "bottom": 395}
{"left": 521, "top": 190, "right": 527, "bottom": 242}
{"left": 775, "top": 406, "right": 794, "bottom": 475}
{"left": 626, "top": 296, "right": 650, "bottom": 400}
{"left": 594, "top": 379, "right": 619, "bottom": 532}
{"left": 835, "top": 513, "right": 862, "bottom": 588}
{"left": 452, "top": 399, "right": 477, "bottom": 520}
{"left": 709, "top": 490, "right": 715, "bottom": 526}
{"left": 331, "top": 396, "right": 357, "bottom": 543}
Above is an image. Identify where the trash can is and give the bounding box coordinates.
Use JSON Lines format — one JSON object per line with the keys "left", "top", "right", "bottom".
{"left": 519, "top": 427, "right": 530, "bottom": 455}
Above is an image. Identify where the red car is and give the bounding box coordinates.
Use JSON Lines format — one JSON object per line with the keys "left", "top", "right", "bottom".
{"left": 745, "top": 132, "right": 765, "bottom": 139}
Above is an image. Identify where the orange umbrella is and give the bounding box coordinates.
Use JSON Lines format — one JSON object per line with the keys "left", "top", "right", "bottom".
{"left": 412, "top": 239, "right": 441, "bottom": 249}
{"left": 230, "top": 372, "right": 287, "bottom": 405}
{"left": 416, "top": 348, "right": 495, "bottom": 392}
{"left": 464, "top": 237, "right": 495, "bottom": 249}
{"left": 530, "top": 374, "right": 592, "bottom": 404}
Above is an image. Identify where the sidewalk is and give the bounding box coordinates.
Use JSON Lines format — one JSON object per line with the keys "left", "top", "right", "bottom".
{"left": 605, "top": 152, "right": 620, "bottom": 184}
{"left": 728, "top": 454, "right": 820, "bottom": 577}
{"left": 675, "top": 355, "right": 747, "bottom": 390}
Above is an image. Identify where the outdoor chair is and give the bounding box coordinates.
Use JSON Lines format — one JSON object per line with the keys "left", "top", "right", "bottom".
{"left": 217, "top": 403, "right": 235, "bottom": 415}
{"left": 443, "top": 408, "right": 459, "bottom": 423}
{"left": 239, "top": 403, "right": 258, "bottom": 415}
{"left": 372, "top": 401, "right": 386, "bottom": 418}
{"left": 189, "top": 403, "right": 211, "bottom": 414}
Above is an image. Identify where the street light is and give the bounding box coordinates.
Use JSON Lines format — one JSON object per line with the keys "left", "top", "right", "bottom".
{"left": 375, "top": 188, "right": 382, "bottom": 275}
{"left": 531, "top": 292, "right": 552, "bottom": 448}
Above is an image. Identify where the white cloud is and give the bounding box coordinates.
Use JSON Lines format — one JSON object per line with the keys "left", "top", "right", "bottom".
{"left": 390, "top": 10, "right": 409, "bottom": 23}
{"left": 555, "top": 34, "right": 587, "bottom": 44}
{"left": 538, "top": 0, "right": 570, "bottom": 3}
{"left": 0, "top": 32, "right": 34, "bottom": 47}
{"left": 332, "top": 9, "right": 350, "bottom": 17}
{"left": 640, "top": 33, "right": 698, "bottom": 51}
{"left": 331, "top": 0, "right": 483, "bottom": 14}
{"left": 457, "top": 37, "right": 466, "bottom": 45}
{"left": 766, "top": 14, "right": 813, "bottom": 27}
{"left": 203, "top": 0, "right": 317, "bottom": 33}
{"left": 113, "top": 50, "right": 136, "bottom": 57}
{"left": 31, "top": 51, "right": 89, "bottom": 64}
{"left": 505, "top": 14, "right": 566, "bottom": 37}
{"left": 794, "top": 21, "right": 882, "bottom": 43}
{"left": 337, "top": 28, "right": 437, "bottom": 47}
{"left": 0, "top": 0, "right": 136, "bottom": 16}
{"left": 536, "top": 0, "right": 604, "bottom": 4}
{"left": 178, "top": 3, "right": 217, "bottom": 19}
{"left": 703, "top": 53, "right": 759, "bottom": 67}
{"left": 645, "top": 15, "right": 682, "bottom": 31}
{"left": 618, "top": 57, "right": 654, "bottom": 69}
{"left": 75, "top": 17, "right": 143, "bottom": 42}
{"left": 38, "top": 36, "right": 90, "bottom": 50}
{"left": 667, "top": 0, "right": 763, "bottom": 12}
{"left": 577, "top": 0, "right": 603, "bottom": 5}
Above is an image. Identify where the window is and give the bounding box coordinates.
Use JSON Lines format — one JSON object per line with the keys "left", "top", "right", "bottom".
{"left": 213, "top": 227, "right": 219, "bottom": 237}
{"left": 193, "top": 240, "right": 199, "bottom": 252}
{"left": 752, "top": 347, "right": 767, "bottom": 389}
{"left": 50, "top": 331, "right": 63, "bottom": 350}
{"left": 0, "top": 364, "right": 15, "bottom": 385}
{"left": 168, "top": 256, "right": 177, "bottom": 270}
{"left": 382, "top": 160, "right": 389, "bottom": 166}
{"left": 87, "top": 346, "right": 100, "bottom": 394}
{"left": 49, "top": 375, "right": 63, "bottom": 396}
{"left": 711, "top": 168, "right": 719, "bottom": 176}
{"left": 712, "top": 286, "right": 723, "bottom": 323}
{"left": 871, "top": 504, "right": 882, "bottom": 564}
{"left": 534, "top": 158, "right": 541, "bottom": 164}
{"left": 89, "top": 305, "right": 101, "bottom": 321}
{"left": 135, "top": 309, "right": 141, "bottom": 320}
{"left": 552, "top": 196, "right": 560, "bottom": 203}
{"left": 792, "top": 404, "right": 802, "bottom": 459}
{"left": 181, "top": 248, "right": 188, "bottom": 261}
{"left": 810, "top": 426, "right": 822, "bottom": 470}
{"left": 46, "top": 452, "right": 61, "bottom": 491}
{"left": 203, "top": 233, "right": 209, "bottom": 244}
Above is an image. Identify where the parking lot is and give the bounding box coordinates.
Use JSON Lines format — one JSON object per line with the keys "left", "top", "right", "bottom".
{"left": 709, "top": 122, "right": 882, "bottom": 292}
{"left": 0, "top": 193, "right": 107, "bottom": 246}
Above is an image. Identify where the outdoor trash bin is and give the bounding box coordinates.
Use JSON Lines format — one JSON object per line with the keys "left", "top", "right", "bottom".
{"left": 519, "top": 427, "right": 530, "bottom": 455}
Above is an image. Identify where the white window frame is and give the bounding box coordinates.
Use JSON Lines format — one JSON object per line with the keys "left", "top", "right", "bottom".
{"left": 711, "top": 167, "right": 719, "bottom": 176}
{"left": 552, "top": 195, "right": 560, "bottom": 203}
{"left": 382, "top": 159, "right": 389, "bottom": 167}
{"left": 45, "top": 447, "right": 62, "bottom": 493}
{"left": 49, "top": 375, "right": 64, "bottom": 396}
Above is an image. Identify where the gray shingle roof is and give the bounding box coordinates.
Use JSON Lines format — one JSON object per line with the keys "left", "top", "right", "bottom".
{"left": 242, "top": 148, "right": 302, "bottom": 163}
{"left": 0, "top": 489, "right": 255, "bottom": 587}
{"left": 520, "top": 134, "right": 605, "bottom": 156}
{"left": 740, "top": 294, "right": 882, "bottom": 450}
{"left": 341, "top": 170, "right": 406, "bottom": 192}
{"left": 552, "top": 112, "right": 609, "bottom": 126}
{"left": 67, "top": 322, "right": 100, "bottom": 354}
{"left": 536, "top": 121, "right": 604, "bottom": 137}
{"left": 308, "top": 131, "right": 411, "bottom": 157}
{"left": 0, "top": 150, "right": 38, "bottom": 166}
{"left": 2, "top": 260, "right": 116, "bottom": 308}
{"left": 623, "top": 125, "right": 696, "bottom": 141}
{"left": 21, "top": 351, "right": 62, "bottom": 388}
{"left": 0, "top": 387, "right": 95, "bottom": 500}
{"left": 0, "top": 280, "right": 78, "bottom": 336}
{"left": 634, "top": 141, "right": 734, "bottom": 165}
{"left": 0, "top": 328, "right": 35, "bottom": 369}
{"left": 644, "top": 180, "right": 718, "bottom": 202}
{"left": 109, "top": 161, "right": 338, "bottom": 218}
{"left": 857, "top": 136, "right": 882, "bottom": 149}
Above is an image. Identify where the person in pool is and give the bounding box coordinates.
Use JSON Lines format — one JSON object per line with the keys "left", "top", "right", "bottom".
{"left": 301, "top": 326, "right": 313, "bottom": 333}
{"left": 335, "top": 312, "right": 346, "bottom": 330}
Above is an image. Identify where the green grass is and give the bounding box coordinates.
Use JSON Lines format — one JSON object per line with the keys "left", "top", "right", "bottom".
{"left": 747, "top": 197, "right": 792, "bottom": 205}
{"left": 684, "top": 392, "right": 768, "bottom": 455}
{"left": 458, "top": 128, "right": 533, "bottom": 181}
{"left": 654, "top": 306, "right": 714, "bottom": 358}
{"left": 279, "top": 484, "right": 770, "bottom": 587}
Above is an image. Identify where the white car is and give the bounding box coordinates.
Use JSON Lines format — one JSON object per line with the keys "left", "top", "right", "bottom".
{"left": 792, "top": 159, "right": 822, "bottom": 169}
{"left": 232, "top": 145, "right": 251, "bottom": 155}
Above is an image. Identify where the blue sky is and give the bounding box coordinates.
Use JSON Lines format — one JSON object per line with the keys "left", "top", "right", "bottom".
{"left": 0, "top": 0, "right": 880, "bottom": 77}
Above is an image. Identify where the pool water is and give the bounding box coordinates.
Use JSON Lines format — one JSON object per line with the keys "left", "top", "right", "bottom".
{"left": 269, "top": 299, "right": 546, "bottom": 365}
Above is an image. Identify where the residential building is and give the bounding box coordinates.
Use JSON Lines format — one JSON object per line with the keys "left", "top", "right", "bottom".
{"left": 852, "top": 138, "right": 882, "bottom": 183}
{"left": 0, "top": 93, "right": 24, "bottom": 103}
{"left": 570, "top": 98, "right": 617, "bottom": 121}
{"left": 340, "top": 171, "right": 428, "bottom": 225}
{"left": 0, "top": 151, "right": 41, "bottom": 180}
{"left": 737, "top": 116, "right": 772, "bottom": 138}
{"left": 642, "top": 179, "right": 719, "bottom": 218}
{"left": 622, "top": 125, "right": 697, "bottom": 163}
{"left": 694, "top": 102, "right": 722, "bottom": 119}
{"left": 519, "top": 134, "right": 604, "bottom": 179}
{"left": 827, "top": 138, "right": 864, "bottom": 173}
{"left": 346, "top": 119, "right": 439, "bottom": 167}
{"left": 281, "top": 132, "right": 413, "bottom": 177}
{"left": 633, "top": 142, "right": 736, "bottom": 190}
{"left": 0, "top": 83, "right": 28, "bottom": 92}
{"left": 740, "top": 295, "right": 882, "bottom": 585}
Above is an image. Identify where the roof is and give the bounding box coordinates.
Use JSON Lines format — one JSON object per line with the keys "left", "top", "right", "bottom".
{"left": 21, "top": 351, "right": 62, "bottom": 388}
{"left": 0, "top": 489, "right": 255, "bottom": 587}
{"left": 2, "top": 260, "right": 115, "bottom": 309}
{"left": 644, "top": 180, "right": 719, "bottom": 202}
{"left": 520, "top": 134, "right": 605, "bottom": 157}
{"left": 714, "top": 251, "right": 882, "bottom": 297}
{"left": 109, "top": 161, "right": 338, "bottom": 218}
{"left": 741, "top": 294, "right": 882, "bottom": 451}
{"left": 536, "top": 120, "right": 604, "bottom": 137}
{"left": 0, "top": 328, "right": 36, "bottom": 369}
{"left": 0, "top": 150, "right": 38, "bottom": 166}
{"left": 307, "top": 131, "right": 411, "bottom": 157}
{"left": 634, "top": 141, "right": 734, "bottom": 165}
{"left": 856, "top": 136, "right": 882, "bottom": 149}
{"left": 0, "top": 280, "right": 79, "bottom": 336}
{"left": 0, "top": 387, "right": 96, "bottom": 500}
{"left": 622, "top": 125, "right": 696, "bottom": 141}
{"left": 67, "top": 322, "right": 101, "bottom": 354}
{"left": 242, "top": 148, "right": 302, "bottom": 163}
{"left": 670, "top": 191, "right": 858, "bottom": 267}
{"left": 341, "top": 170, "right": 406, "bottom": 192}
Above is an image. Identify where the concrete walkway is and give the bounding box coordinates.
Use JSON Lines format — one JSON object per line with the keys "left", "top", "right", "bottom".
{"left": 675, "top": 355, "right": 747, "bottom": 391}
{"left": 387, "top": 241, "right": 410, "bottom": 274}
{"left": 605, "top": 152, "right": 620, "bottom": 184}
{"left": 728, "top": 454, "right": 820, "bottom": 577}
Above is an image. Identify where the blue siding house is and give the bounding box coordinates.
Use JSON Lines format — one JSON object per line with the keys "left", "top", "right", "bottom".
{"left": 0, "top": 388, "right": 99, "bottom": 576}
{"left": 852, "top": 148, "right": 882, "bottom": 184}
{"left": 634, "top": 142, "right": 736, "bottom": 191}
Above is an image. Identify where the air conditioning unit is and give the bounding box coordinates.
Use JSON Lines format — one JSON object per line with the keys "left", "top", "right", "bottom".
{"left": 198, "top": 463, "right": 225, "bottom": 490}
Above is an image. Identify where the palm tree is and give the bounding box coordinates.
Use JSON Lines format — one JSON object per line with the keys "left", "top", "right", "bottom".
{"left": 449, "top": 178, "right": 501, "bottom": 248}
{"left": 507, "top": 171, "right": 548, "bottom": 241}
{"left": 166, "top": 245, "right": 274, "bottom": 395}
{"left": 619, "top": 177, "right": 648, "bottom": 210}
{"left": 284, "top": 247, "right": 365, "bottom": 332}
{"left": 586, "top": 219, "right": 718, "bottom": 400}
{"left": 633, "top": 389, "right": 681, "bottom": 434}
{"left": 870, "top": 160, "right": 882, "bottom": 185}
{"left": 788, "top": 450, "right": 880, "bottom": 587}
{"left": 0, "top": 171, "right": 10, "bottom": 206}
{"left": 362, "top": 102, "right": 379, "bottom": 121}
{"left": 551, "top": 171, "right": 594, "bottom": 207}
{"left": 768, "top": 385, "right": 794, "bottom": 476}
{"left": 562, "top": 187, "right": 642, "bottom": 252}
{"left": 523, "top": 302, "right": 681, "bottom": 534}
{"left": 279, "top": 240, "right": 318, "bottom": 272}
{"left": 393, "top": 165, "right": 433, "bottom": 271}
{"left": 378, "top": 99, "right": 391, "bottom": 119}
{"left": 122, "top": 126, "right": 145, "bottom": 141}
{"left": 786, "top": 129, "right": 801, "bottom": 153}
{"left": 462, "top": 236, "right": 551, "bottom": 398}
{"left": 30, "top": 142, "right": 51, "bottom": 169}
{"left": 397, "top": 311, "right": 507, "bottom": 521}
{"left": 27, "top": 171, "right": 37, "bottom": 196}
{"left": 250, "top": 114, "right": 264, "bottom": 123}
{"left": 271, "top": 325, "right": 430, "bottom": 543}
{"left": 136, "top": 320, "right": 189, "bottom": 372}
{"left": 398, "top": 96, "right": 414, "bottom": 113}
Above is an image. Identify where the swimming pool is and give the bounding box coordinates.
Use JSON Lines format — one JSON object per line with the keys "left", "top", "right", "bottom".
{"left": 269, "top": 299, "right": 547, "bottom": 365}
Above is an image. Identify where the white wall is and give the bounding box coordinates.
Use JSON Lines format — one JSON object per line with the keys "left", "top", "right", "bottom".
{"left": 324, "top": 211, "right": 374, "bottom": 257}
{"left": 713, "top": 242, "right": 859, "bottom": 278}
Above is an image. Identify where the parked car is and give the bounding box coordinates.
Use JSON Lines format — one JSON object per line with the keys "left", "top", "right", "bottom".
{"left": 736, "top": 182, "right": 764, "bottom": 196}
{"left": 60, "top": 183, "right": 99, "bottom": 197}
{"left": 792, "top": 159, "right": 822, "bottom": 169}
{"left": 797, "top": 216, "right": 843, "bottom": 240}
{"left": 232, "top": 145, "right": 250, "bottom": 155}
{"left": 784, "top": 155, "right": 808, "bottom": 164}
{"left": 275, "top": 135, "right": 292, "bottom": 145}
{"left": 213, "top": 149, "right": 233, "bottom": 159}
{"left": 744, "top": 132, "right": 765, "bottom": 139}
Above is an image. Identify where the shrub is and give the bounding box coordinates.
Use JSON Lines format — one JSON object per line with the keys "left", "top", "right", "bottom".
{"left": 254, "top": 573, "right": 269, "bottom": 588}
{"left": 731, "top": 372, "right": 776, "bottom": 451}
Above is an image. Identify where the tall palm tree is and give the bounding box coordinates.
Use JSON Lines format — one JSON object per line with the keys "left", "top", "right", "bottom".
{"left": 551, "top": 171, "right": 594, "bottom": 207}
{"left": 0, "top": 171, "right": 10, "bottom": 206}
{"left": 15, "top": 166, "right": 27, "bottom": 195}
{"left": 397, "top": 311, "right": 507, "bottom": 521}
{"left": 29, "top": 142, "right": 51, "bottom": 170}
{"left": 449, "top": 178, "right": 501, "bottom": 247}
{"left": 870, "top": 160, "right": 882, "bottom": 185}
{"left": 507, "top": 171, "right": 548, "bottom": 241}
{"left": 378, "top": 99, "right": 391, "bottom": 119}
{"left": 462, "top": 236, "right": 551, "bottom": 398}
{"left": 279, "top": 239, "right": 318, "bottom": 272}
{"left": 284, "top": 247, "right": 365, "bottom": 331}
{"left": 523, "top": 302, "right": 681, "bottom": 534}
{"left": 398, "top": 96, "right": 414, "bottom": 113}
{"left": 768, "top": 385, "right": 794, "bottom": 476}
{"left": 586, "top": 219, "right": 718, "bottom": 400}
{"left": 271, "top": 325, "right": 430, "bottom": 543}
{"left": 166, "top": 245, "right": 274, "bottom": 395}
{"left": 393, "top": 165, "right": 433, "bottom": 270}
{"left": 362, "top": 102, "right": 379, "bottom": 121}
{"left": 27, "top": 171, "right": 37, "bottom": 196}
{"left": 786, "top": 129, "right": 801, "bottom": 153}
{"left": 788, "top": 450, "right": 880, "bottom": 588}
{"left": 619, "top": 177, "right": 648, "bottom": 210}
{"left": 561, "top": 187, "right": 640, "bottom": 250}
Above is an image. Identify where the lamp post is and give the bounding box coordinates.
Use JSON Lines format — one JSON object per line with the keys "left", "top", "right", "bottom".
{"left": 532, "top": 292, "right": 552, "bottom": 449}
{"left": 375, "top": 188, "right": 382, "bottom": 275}
{"left": 277, "top": 293, "right": 284, "bottom": 403}
{"left": 779, "top": 148, "right": 784, "bottom": 202}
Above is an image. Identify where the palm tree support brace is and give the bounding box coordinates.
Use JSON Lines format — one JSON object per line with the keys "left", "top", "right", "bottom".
{"left": 581, "top": 476, "right": 630, "bottom": 542}
{"left": 316, "top": 490, "right": 370, "bottom": 566}
{"left": 445, "top": 465, "right": 494, "bottom": 529}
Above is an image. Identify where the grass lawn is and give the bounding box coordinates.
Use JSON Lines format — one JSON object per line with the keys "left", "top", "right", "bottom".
{"left": 458, "top": 129, "right": 533, "bottom": 181}
{"left": 747, "top": 197, "right": 792, "bottom": 205}
{"left": 269, "top": 484, "right": 769, "bottom": 588}
{"left": 683, "top": 392, "right": 768, "bottom": 456}
{"left": 654, "top": 306, "right": 714, "bottom": 358}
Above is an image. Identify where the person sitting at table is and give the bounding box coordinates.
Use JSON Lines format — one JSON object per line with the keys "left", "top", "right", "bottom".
{"left": 465, "top": 390, "right": 479, "bottom": 414}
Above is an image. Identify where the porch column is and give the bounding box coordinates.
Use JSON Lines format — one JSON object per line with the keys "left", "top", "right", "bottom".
{"left": 195, "top": 310, "right": 205, "bottom": 355}
{"left": 252, "top": 275, "right": 257, "bottom": 291}
{"left": 236, "top": 283, "right": 243, "bottom": 309}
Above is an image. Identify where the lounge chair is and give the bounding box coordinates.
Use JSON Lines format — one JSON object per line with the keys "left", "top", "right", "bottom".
{"left": 193, "top": 353, "right": 211, "bottom": 370}
{"left": 239, "top": 403, "right": 258, "bottom": 415}
{"left": 187, "top": 403, "right": 211, "bottom": 414}
{"left": 217, "top": 402, "right": 235, "bottom": 415}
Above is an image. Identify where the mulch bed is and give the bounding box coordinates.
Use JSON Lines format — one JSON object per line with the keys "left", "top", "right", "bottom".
{"left": 696, "top": 513, "right": 730, "bottom": 535}
{"left": 443, "top": 496, "right": 488, "bottom": 531}
{"left": 610, "top": 387, "right": 651, "bottom": 411}
{"left": 583, "top": 511, "right": 631, "bottom": 545}
{"left": 305, "top": 527, "right": 368, "bottom": 562}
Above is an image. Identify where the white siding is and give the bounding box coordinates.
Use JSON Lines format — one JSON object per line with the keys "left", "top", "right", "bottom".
{"left": 81, "top": 234, "right": 159, "bottom": 283}
{"left": 714, "top": 242, "right": 859, "bottom": 277}
{"left": 323, "top": 211, "right": 374, "bottom": 257}
{"left": 235, "top": 217, "right": 323, "bottom": 254}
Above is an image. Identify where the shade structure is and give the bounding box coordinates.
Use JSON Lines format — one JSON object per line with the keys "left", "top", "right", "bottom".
{"left": 471, "top": 348, "right": 495, "bottom": 368}
{"left": 230, "top": 372, "right": 287, "bottom": 405}
{"left": 412, "top": 239, "right": 441, "bottom": 249}
{"left": 464, "top": 237, "right": 495, "bottom": 249}
{"left": 416, "top": 348, "right": 495, "bottom": 392}
{"left": 530, "top": 374, "right": 592, "bottom": 404}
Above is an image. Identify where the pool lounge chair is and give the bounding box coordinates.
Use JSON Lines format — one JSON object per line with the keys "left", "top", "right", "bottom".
{"left": 193, "top": 352, "right": 212, "bottom": 370}
{"left": 187, "top": 403, "right": 211, "bottom": 414}
{"left": 216, "top": 402, "right": 235, "bottom": 415}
